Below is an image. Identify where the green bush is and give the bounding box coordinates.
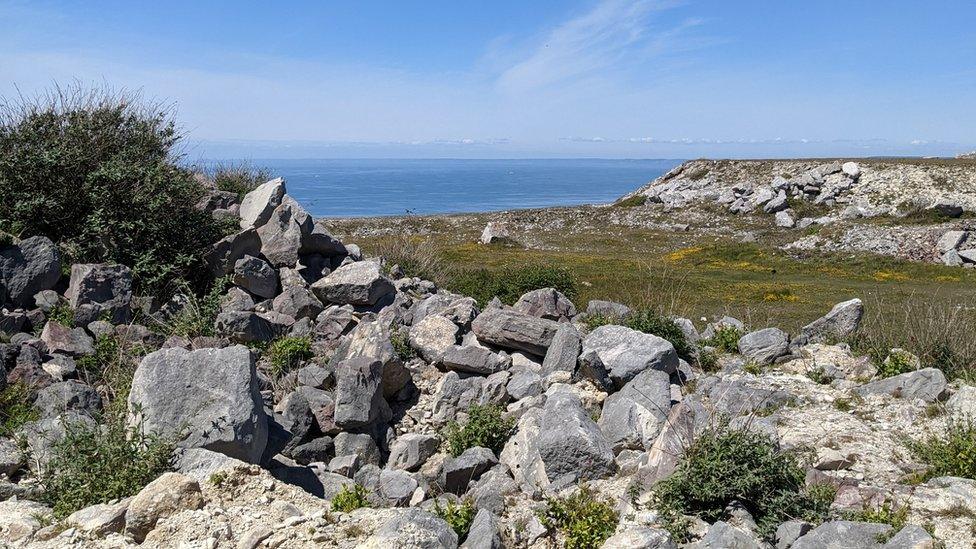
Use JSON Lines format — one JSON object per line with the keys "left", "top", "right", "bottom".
{"left": 447, "top": 265, "right": 578, "bottom": 308}
{"left": 707, "top": 324, "right": 742, "bottom": 354}
{"left": 844, "top": 500, "right": 908, "bottom": 542}
{"left": 434, "top": 498, "right": 476, "bottom": 540}
{"left": 0, "top": 86, "right": 223, "bottom": 296}
{"left": 39, "top": 417, "right": 173, "bottom": 518}
{"left": 653, "top": 427, "right": 834, "bottom": 541}
{"left": 331, "top": 484, "right": 370, "bottom": 512}
{"left": 614, "top": 195, "right": 647, "bottom": 208}
{"left": 443, "top": 404, "right": 516, "bottom": 457}
{"left": 266, "top": 336, "right": 313, "bottom": 378}
{"left": 0, "top": 382, "right": 39, "bottom": 436}
{"left": 697, "top": 346, "right": 720, "bottom": 372}
{"left": 876, "top": 349, "right": 918, "bottom": 379}
{"left": 539, "top": 487, "right": 619, "bottom": 549}
{"left": 208, "top": 163, "right": 269, "bottom": 201}
{"left": 908, "top": 418, "right": 976, "bottom": 481}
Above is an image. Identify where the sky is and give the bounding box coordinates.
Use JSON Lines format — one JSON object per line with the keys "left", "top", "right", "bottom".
{"left": 2, "top": 0, "right": 975, "bottom": 159}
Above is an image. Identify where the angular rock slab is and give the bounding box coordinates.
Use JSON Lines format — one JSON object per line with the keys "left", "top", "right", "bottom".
{"left": 856, "top": 367, "right": 947, "bottom": 402}
{"left": 239, "top": 177, "right": 285, "bottom": 229}
{"left": 0, "top": 236, "right": 61, "bottom": 308}
{"left": 582, "top": 324, "right": 678, "bottom": 389}
{"left": 312, "top": 261, "right": 394, "bottom": 306}
{"left": 128, "top": 345, "right": 268, "bottom": 463}
{"left": 471, "top": 306, "right": 560, "bottom": 357}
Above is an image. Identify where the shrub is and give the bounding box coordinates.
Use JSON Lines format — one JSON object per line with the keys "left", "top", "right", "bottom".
{"left": 266, "top": 336, "right": 313, "bottom": 378}
{"left": 76, "top": 332, "right": 146, "bottom": 418}
{"left": 160, "top": 276, "right": 230, "bottom": 338}
{"left": 208, "top": 162, "right": 269, "bottom": 201}
{"left": 367, "top": 234, "right": 447, "bottom": 285}
{"left": 0, "top": 85, "right": 224, "bottom": 297}
{"left": 447, "top": 265, "right": 578, "bottom": 308}
{"left": 624, "top": 309, "right": 692, "bottom": 360}
{"left": 390, "top": 327, "right": 417, "bottom": 362}
{"left": 653, "top": 427, "right": 833, "bottom": 541}
{"left": 46, "top": 304, "right": 74, "bottom": 327}
{"left": 39, "top": 417, "right": 173, "bottom": 518}
{"left": 443, "top": 404, "right": 516, "bottom": 457}
{"left": 539, "top": 487, "right": 619, "bottom": 549}
{"left": 0, "top": 382, "right": 39, "bottom": 437}
{"left": 876, "top": 349, "right": 918, "bottom": 379}
{"left": 907, "top": 418, "right": 976, "bottom": 480}
{"left": 434, "top": 498, "right": 476, "bottom": 540}
{"left": 707, "top": 324, "right": 742, "bottom": 354}
{"left": 581, "top": 313, "right": 618, "bottom": 331}
{"left": 331, "top": 484, "right": 370, "bottom": 512}
{"left": 696, "top": 346, "right": 720, "bottom": 372}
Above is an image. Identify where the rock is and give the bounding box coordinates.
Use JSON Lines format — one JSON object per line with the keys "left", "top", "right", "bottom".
{"left": 942, "top": 249, "right": 964, "bottom": 266}
{"left": 214, "top": 310, "right": 277, "bottom": 343}
{"left": 737, "top": 327, "right": 790, "bottom": 365}
{"left": 582, "top": 325, "right": 679, "bottom": 389}
{"left": 34, "top": 380, "right": 102, "bottom": 419}
{"left": 441, "top": 345, "right": 511, "bottom": 375}
{"left": 239, "top": 177, "right": 285, "bottom": 229}
{"left": 410, "top": 315, "right": 459, "bottom": 362}
{"left": 124, "top": 472, "right": 204, "bottom": 542}
{"left": 205, "top": 228, "right": 262, "bottom": 276}
{"left": 471, "top": 306, "right": 560, "bottom": 357}
{"left": 359, "top": 508, "right": 458, "bottom": 548}
{"left": 480, "top": 222, "right": 512, "bottom": 245}
{"left": 333, "top": 319, "right": 410, "bottom": 399}
{"left": 502, "top": 390, "right": 615, "bottom": 491}
{"left": 797, "top": 298, "right": 864, "bottom": 344}
{"left": 334, "top": 432, "right": 381, "bottom": 466}
{"left": 66, "top": 263, "right": 133, "bottom": 323}
{"left": 379, "top": 468, "right": 418, "bottom": 506}
{"left": 291, "top": 436, "right": 335, "bottom": 465}
{"left": 0, "top": 236, "right": 61, "bottom": 307}
{"left": 302, "top": 223, "right": 347, "bottom": 256}
{"left": 763, "top": 190, "right": 789, "bottom": 214}
{"left": 257, "top": 196, "right": 313, "bottom": 267}
{"left": 689, "top": 521, "right": 762, "bottom": 548}
{"left": 0, "top": 438, "right": 23, "bottom": 476}
{"left": 0, "top": 499, "right": 52, "bottom": 542}
{"left": 312, "top": 261, "right": 395, "bottom": 306}
{"left": 599, "top": 369, "right": 672, "bottom": 452}
{"left": 937, "top": 230, "right": 968, "bottom": 253}
{"left": 776, "top": 520, "right": 812, "bottom": 549}
{"left": 775, "top": 210, "right": 796, "bottom": 228}
{"left": 388, "top": 433, "right": 440, "bottom": 472}
{"left": 947, "top": 384, "right": 976, "bottom": 417}
{"left": 330, "top": 454, "right": 362, "bottom": 477}
{"left": 272, "top": 285, "right": 324, "bottom": 320}
{"left": 173, "top": 448, "right": 249, "bottom": 483}
{"left": 815, "top": 448, "right": 856, "bottom": 471}
{"left": 233, "top": 255, "right": 279, "bottom": 299}
{"left": 540, "top": 324, "right": 581, "bottom": 378}
{"left": 882, "top": 525, "right": 935, "bottom": 548}
{"left": 601, "top": 526, "right": 675, "bottom": 548}
{"left": 40, "top": 321, "right": 94, "bottom": 357}
{"left": 959, "top": 248, "right": 976, "bottom": 263}
{"left": 929, "top": 200, "right": 963, "bottom": 218}
{"left": 442, "top": 446, "right": 498, "bottom": 495}
{"left": 461, "top": 508, "right": 503, "bottom": 549}
{"left": 586, "top": 300, "right": 632, "bottom": 320}
{"left": 700, "top": 378, "right": 793, "bottom": 416}
{"left": 513, "top": 288, "right": 577, "bottom": 321}
{"left": 411, "top": 293, "right": 479, "bottom": 328}
{"left": 68, "top": 498, "right": 130, "bottom": 536}
{"left": 842, "top": 162, "right": 860, "bottom": 178}
{"left": 634, "top": 396, "right": 709, "bottom": 488}
{"left": 507, "top": 370, "right": 543, "bottom": 401}
{"left": 334, "top": 356, "right": 389, "bottom": 429}
{"left": 128, "top": 345, "right": 268, "bottom": 463}
{"left": 856, "top": 368, "right": 947, "bottom": 402}
{"left": 792, "top": 520, "right": 894, "bottom": 549}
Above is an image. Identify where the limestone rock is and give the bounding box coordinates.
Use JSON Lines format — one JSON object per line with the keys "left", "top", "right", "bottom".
{"left": 124, "top": 472, "right": 204, "bottom": 542}
{"left": 513, "top": 288, "right": 577, "bottom": 321}
{"left": 409, "top": 315, "right": 459, "bottom": 362}
{"left": 239, "top": 177, "right": 285, "bottom": 229}
{"left": 737, "top": 327, "right": 790, "bottom": 365}
{"left": 312, "top": 261, "right": 395, "bottom": 306}
{"left": 0, "top": 236, "right": 61, "bottom": 308}
{"left": 582, "top": 325, "right": 678, "bottom": 389}
{"left": 856, "top": 368, "right": 947, "bottom": 402}
{"left": 233, "top": 255, "right": 279, "bottom": 299}
{"left": 471, "top": 306, "right": 560, "bottom": 357}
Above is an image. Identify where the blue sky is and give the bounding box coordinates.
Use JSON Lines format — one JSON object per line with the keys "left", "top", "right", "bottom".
{"left": 3, "top": 0, "right": 975, "bottom": 159}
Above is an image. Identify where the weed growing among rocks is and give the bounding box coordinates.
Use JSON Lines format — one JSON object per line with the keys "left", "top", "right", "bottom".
{"left": 442, "top": 404, "right": 515, "bottom": 457}
{"left": 539, "top": 486, "right": 618, "bottom": 549}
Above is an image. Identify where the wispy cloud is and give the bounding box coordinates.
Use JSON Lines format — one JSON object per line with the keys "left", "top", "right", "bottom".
{"left": 494, "top": 0, "right": 690, "bottom": 93}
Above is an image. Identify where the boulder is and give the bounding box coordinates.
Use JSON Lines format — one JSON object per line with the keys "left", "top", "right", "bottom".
{"left": 40, "top": 321, "right": 94, "bottom": 357}
{"left": 601, "top": 526, "right": 676, "bottom": 549}
{"left": 409, "top": 315, "right": 459, "bottom": 362}
{"left": 929, "top": 200, "right": 963, "bottom": 218}
{"left": 541, "top": 323, "right": 582, "bottom": 376}
{"left": 599, "top": 369, "right": 671, "bottom": 452}
{"left": 586, "top": 300, "right": 632, "bottom": 320}
{"left": 379, "top": 468, "right": 418, "bottom": 506}
{"left": 19, "top": 412, "right": 96, "bottom": 469}
{"left": 513, "top": 288, "right": 577, "bottom": 321}
{"left": 775, "top": 210, "right": 796, "bottom": 228}
{"left": 34, "top": 380, "right": 102, "bottom": 419}
{"left": 334, "top": 432, "right": 382, "bottom": 466}
{"left": 689, "top": 521, "right": 762, "bottom": 548}
{"left": 480, "top": 222, "right": 511, "bottom": 245}
{"left": 257, "top": 196, "right": 313, "bottom": 267}
{"left": 937, "top": 230, "right": 968, "bottom": 253}
{"left": 442, "top": 447, "right": 498, "bottom": 495}
{"left": 214, "top": 310, "right": 277, "bottom": 343}
{"left": 461, "top": 508, "right": 503, "bottom": 549}
{"left": 441, "top": 345, "right": 511, "bottom": 376}
{"left": 881, "top": 525, "right": 934, "bottom": 548}
{"left": 233, "top": 255, "right": 279, "bottom": 299}
{"left": 763, "top": 190, "right": 788, "bottom": 214}
{"left": 66, "top": 263, "right": 133, "bottom": 323}
{"left": 797, "top": 298, "right": 863, "bottom": 344}
{"left": 334, "top": 357, "right": 389, "bottom": 429}
{"left": 700, "top": 378, "right": 794, "bottom": 417}
{"left": 842, "top": 162, "right": 860, "bottom": 178}
{"left": 947, "top": 384, "right": 976, "bottom": 418}
{"left": 312, "top": 261, "right": 395, "bottom": 306}
{"left": 411, "top": 293, "right": 479, "bottom": 329}
{"left": 737, "top": 327, "right": 790, "bottom": 365}
{"left": 128, "top": 345, "right": 268, "bottom": 463}
{"left": 205, "top": 229, "right": 262, "bottom": 276}
{"left": 471, "top": 306, "right": 560, "bottom": 357}
{"left": 239, "top": 177, "right": 285, "bottom": 229}
{"left": 0, "top": 236, "right": 61, "bottom": 308}
{"left": 302, "top": 223, "right": 347, "bottom": 256}
{"left": 856, "top": 368, "right": 947, "bottom": 402}
{"left": 582, "top": 325, "right": 678, "bottom": 388}
{"left": 792, "top": 520, "right": 893, "bottom": 549}
{"left": 0, "top": 499, "right": 52, "bottom": 543}
{"left": 0, "top": 437, "right": 23, "bottom": 477}
{"left": 388, "top": 433, "right": 440, "bottom": 472}
{"left": 172, "top": 448, "right": 249, "bottom": 483}
{"left": 124, "top": 472, "right": 204, "bottom": 543}
{"left": 331, "top": 319, "right": 410, "bottom": 399}
{"left": 359, "top": 508, "right": 458, "bottom": 549}
{"left": 67, "top": 498, "right": 131, "bottom": 536}
{"left": 634, "top": 396, "right": 709, "bottom": 489}
{"left": 272, "top": 285, "right": 324, "bottom": 320}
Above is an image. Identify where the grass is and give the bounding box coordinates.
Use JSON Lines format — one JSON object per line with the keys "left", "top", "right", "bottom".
{"left": 907, "top": 418, "right": 976, "bottom": 481}
{"left": 159, "top": 276, "right": 230, "bottom": 339}
{"left": 46, "top": 304, "right": 74, "bottom": 327}
{"left": 76, "top": 332, "right": 147, "bottom": 418}
{"left": 442, "top": 404, "right": 516, "bottom": 457}
{"left": 844, "top": 500, "right": 908, "bottom": 543}
{"left": 38, "top": 417, "right": 174, "bottom": 518}
{"left": 434, "top": 498, "right": 476, "bottom": 540}
{"left": 614, "top": 195, "right": 647, "bottom": 208}
{"left": 208, "top": 162, "right": 270, "bottom": 201}
{"left": 0, "top": 382, "right": 39, "bottom": 437}
{"left": 390, "top": 327, "right": 417, "bottom": 362}
{"left": 366, "top": 233, "right": 449, "bottom": 285}
{"left": 652, "top": 426, "right": 834, "bottom": 542}
{"left": 446, "top": 264, "right": 578, "bottom": 308}
{"left": 331, "top": 484, "right": 370, "bottom": 512}
{"left": 538, "top": 487, "right": 619, "bottom": 549}
{"left": 266, "top": 336, "right": 313, "bottom": 378}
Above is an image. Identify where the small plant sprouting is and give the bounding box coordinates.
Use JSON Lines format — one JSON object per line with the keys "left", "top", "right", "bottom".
{"left": 442, "top": 404, "right": 516, "bottom": 457}
{"left": 538, "top": 486, "right": 619, "bottom": 549}
{"left": 331, "top": 483, "right": 370, "bottom": 513}
{"left": 266, "top": 336, "right": 313, "bottom": 378}
{"left": 707, "top": 324, "right": 742, "bottom": 354}
{"left": 434, "top": 498, "right": 477, "bottom": 540}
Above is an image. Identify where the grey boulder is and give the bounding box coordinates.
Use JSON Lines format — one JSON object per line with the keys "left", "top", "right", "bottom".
{"left": 127, "top": 345, "right": 268, "bottom": 463}
{"left": 442, "top": 446, "right": 498, "bottom": 495}
{"left": 239, "top": 178, "right": 285, "bottom": 229}
{"left": 792, "top": 520, "right": 894, "bottom": 549}
{"left": 0, "top": 236, "right": 61, "bottom": 308}
{"left": 34, "top": 380, "right": 102, "bottom": 419}
{"left": 598, "top": 369, "right": 672, "bottom": 452}
{"left": 66, "top": 263, "right": 133, "bottom": 323}
{"left": 387, "top": 433, "right": 440, "bottom": 472}
{"left": 737, "top": 327, "right": 790, "bottom": 365}
{"left": 541, "top": 323, "right": 581, "bottom": 377}
{"left": 233, "top": 255, "right": 279, "bottom": 299}
{"left": 360, "top": 508, "right": 458, "bottom": 548}
{"left": 461, "top": 508, "right": 502, "bottom": 549}
{"left": 513, "top": 288, "right": 577, "bottom": 321}
{"left": 312, "top": 261, "right": 394, "bottom": 306}
{"left": 333, "top": 357, "right": 389, "bottom": 429}
{"left": 257, "top": 195, "right": 313, "bottom": 267}
{"left": 409, "top": 315, "right": 459, "bottom": 362}
{"left": 582, "top": 325, "right": 678, "bottom": 389}
{"left": 441, "top": 345, "right": 511, "bottom": 376}
{"left": 856, "top": 368, "right": 947, "bottom": 402}
{"left": 205, "top": 229, "right": 261, "bottom": 277}
{"left": 471, "top": 305, "right": 560, "bottom": 357}
{"left": 797, "top": 298, "right": 863, "bottom": 345}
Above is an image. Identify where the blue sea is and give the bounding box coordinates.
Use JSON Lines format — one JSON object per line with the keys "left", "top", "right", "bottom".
{"left": 242, "top": 159, "right": 680, "bottom": 218}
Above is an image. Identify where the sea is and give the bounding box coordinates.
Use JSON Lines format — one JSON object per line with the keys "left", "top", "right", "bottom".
{"left": 235, "top": 158, "right": 680, "bottom": 218}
